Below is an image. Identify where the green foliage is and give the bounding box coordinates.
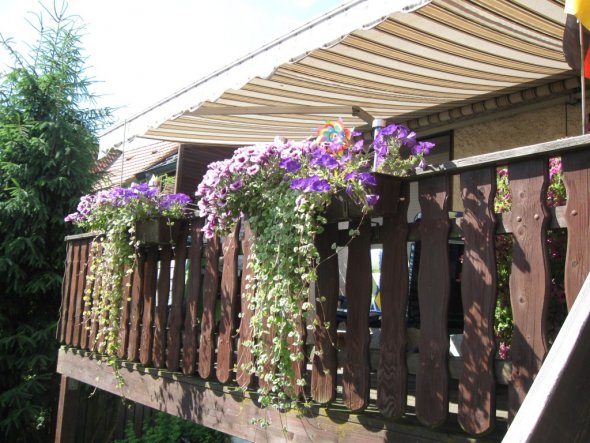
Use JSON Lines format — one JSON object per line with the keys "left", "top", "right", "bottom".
{"left": 0, "top": 3, "right": 110, "bottom": 440}
{"left": 115, "top": 412, "right": 228, "bottom": 443}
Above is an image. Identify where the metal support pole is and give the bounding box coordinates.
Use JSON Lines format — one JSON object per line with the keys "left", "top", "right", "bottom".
{"left": 580, "top": 21, "right": 587, "bottom": 134}
{"left": 372, "top": 118, "right": 386, "bottom": 170}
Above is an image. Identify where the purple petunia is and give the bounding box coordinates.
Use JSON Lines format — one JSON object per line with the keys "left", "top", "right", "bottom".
{"left": 290, "top": 175, "right": 331, "bottom": 193}
{"left": 279, "top": 158, "right": 301, "bottom": 173}
{"left": 366, "top": 194, "right": 379, "bottom": 206}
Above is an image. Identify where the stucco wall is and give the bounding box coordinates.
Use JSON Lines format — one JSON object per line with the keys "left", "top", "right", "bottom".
{"left": 449, "top": 102, "right": 585, "bottom": 210}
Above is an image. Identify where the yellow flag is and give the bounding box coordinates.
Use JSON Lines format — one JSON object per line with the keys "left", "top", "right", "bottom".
{"left": 565, "top": 0, "right": 590, "bottom": 30}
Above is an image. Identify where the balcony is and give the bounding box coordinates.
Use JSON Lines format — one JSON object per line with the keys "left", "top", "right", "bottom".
{"left": 56, "top": 134, "right": 590, "bottom": 442}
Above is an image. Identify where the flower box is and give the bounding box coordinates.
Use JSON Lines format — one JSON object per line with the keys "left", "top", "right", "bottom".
{"left": 135, "top": 217, "right": 180, "bottom": 245}
{"left": 325, "top": 173, "right": 402, "bottom": 222}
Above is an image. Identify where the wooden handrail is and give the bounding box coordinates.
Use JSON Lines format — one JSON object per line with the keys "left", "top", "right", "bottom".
{"left": 503, "top": 273, "right": 590, "bottom": 442}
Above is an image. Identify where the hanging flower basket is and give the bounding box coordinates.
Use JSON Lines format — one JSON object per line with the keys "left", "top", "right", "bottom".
{"left": 325, "top": 172, "right": 402, "bottom": 222}
{"left": 135, "top": 216, "right": 181, "bottom": 245}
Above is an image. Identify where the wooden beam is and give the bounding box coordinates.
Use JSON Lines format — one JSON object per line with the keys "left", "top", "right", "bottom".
{"left": 56, "top": 348, "right": 506, "bottom": 442}
{"left": 504, "top": 274, "right": 590, "bottom": 441}
{"left": 55, "top": 375, "right": 80, "bottom": 443}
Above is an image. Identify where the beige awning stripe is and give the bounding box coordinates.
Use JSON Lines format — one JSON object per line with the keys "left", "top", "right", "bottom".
{"left": 101, "top": 0, "right": 576, "bottom": 149}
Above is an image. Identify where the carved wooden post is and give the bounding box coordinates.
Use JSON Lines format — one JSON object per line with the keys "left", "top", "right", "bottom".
{"left": 562, "top": 151, "right": 590, "bottom": 308}
{"left": 139, "top": 247, "right": 158, "bottom": 366}
{"left": 237, "top": 220, "right": 255, "bottom": 388}
{"left": 152, "top": 246, "right": 171, "bottom": 368}
{"left": 311, "top": 222, "right": 339, "bottom": 403}
{"left": 416, "top": 175, "right": 450, "bottom": 427}
{"left": 458, "top": 168, "right": 497, "bottom": 434}
{"left": 377, "top": 182, "right": 409, "bottom": 419}
{"left": 166, "top": 221, "right": 189, "bottom": 371}
{"left": 217, "top": 222, "right": 240, "bottom": 383}
{"left": 342, "top": 221, "right": 372, "bottom": 412}
{"left": 508, "top": 159, "right": 550, "bottom": 420}
{"left": 182, "top": 219, "right": 204, "bottom": 375}
{"left": 198, "top": 235, "right": 221, "bottom": 379}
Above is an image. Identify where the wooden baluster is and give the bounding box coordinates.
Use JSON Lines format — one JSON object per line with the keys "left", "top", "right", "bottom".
{"left": 65, "top": 240, "right": 81, "bottom": 346}
{"left": 562, "top": 151, "right": 590, "bottom": 309}
{"left": 152, "top": 246, "right": 171, "bottom": 368}
{"left": 237, "top": 220, "right": 255, "bottom": 388}
{"left": 377, "top": 182, "right": 409, "bottom": 419}
{"left": 289, "top": 303, "right": 307, "bottom": 398}
{"left": 72, "top": 239, "right": 90, "bottom": 347}
{"left": 198, "top": 235, "right": 221, "bottom": 379}
{"left": 342, "top": 221, "right": 372, "bottom": 412}
{"left": 59, "top": 241, "right": 74, "bottom": 343}
{"left": 127, "top": 252, "right": 145, "bottom": 362}
{"left": 217, "top": 222, "right": 240, "bottom": 383}
{"left": 182, "top": 219, "right": 204, "bottom": 375}
{"left": 416, "top": 175, "right": 450, "bottom": 427}
{"left": 458, "top": 168, "right": 497, "bottom": 434}
{"left": 311, "top": 222, "right": 339, "bottom": 403}
{"left": 116, "top": 266, "right": 133, "bottom": 359}
{"left": 166, "top": 220, "right": 189, "bottom": 371}
{"left": 89, "top": 243, "right": 104, "bottom": 352}
{"left": 140, "top": 247, "right": 158, "bottom": 366}
{"left": 80, "top": 241, "right": 96, "bottom": 350}
{"left": 508, "top": 159, "right": 550, "bottom": 421}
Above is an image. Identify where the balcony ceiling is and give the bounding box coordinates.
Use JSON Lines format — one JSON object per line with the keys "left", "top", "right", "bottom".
{"left": 100, "top": 0, "right": 574, "bottom": 150}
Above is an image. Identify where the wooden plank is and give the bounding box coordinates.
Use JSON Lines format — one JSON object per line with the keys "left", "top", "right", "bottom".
{"left": 458, "top": 168, "right": 497, "bottom": 435}
{"left": 59, "top": 241, "right": 75, "bottom": 343}
{"left": 57, "top": 348, "right": 508, "bottom": 443}
{"left": 54, "top": 375, "right": 80, "bottom": 443}
{"left": 562, "top": 150, "right": 590, "bottom": 309}
{"left": 116, "top": 266, "right": 132, "bottom": 359}
{"left": 236, "top": 220, "right": 255, "bottom": 388}
{"left": 80, "top": 242, "right": 96, "bottom": 350}
{"left": 182, "top": 219, "right": 204, "bottom": 375}
{"left": 139, "top": 247, "right": 158, "bottom": 366}
{"left": 72, "top": 239, "right": 89, "bottom": 348}
{"left": 504, "top": 274, "right": 590, "bottom": 442}
{"left": 65, "top": 241, "right": 82, "bottom": 346}
{"left": 289, "top": 306, "right": 307, "bottom": 398}
{"left": 88, "top": 244, "right": 104, "bottom": 353}
{"left": 166, "top": 221, "right": 189, "bottom": 371}
{"left": 152, "top": 246, "right": 171, "bottom": 368}
{"left": 342, "top": 221, "right": 372, "bottom": 412}
{"left": 127, "top": 253, "right": 145, "bottom": 362}
{"left": 416, "top": 175, "right": 451, "bottom": 427}
{"left": 216, "top": 222, "right": 240, "bottom": 383}
{"left": 377, "top": 182, "right": 410, "bottom": 419}
{"left": 198, "top": 235, "right": 221, "bottom": 379}
{"left": 508, "top": 159, "right": 551, "bottom": 421}
{"left": 311, "top": 222, "right": 339, "bottom": 403}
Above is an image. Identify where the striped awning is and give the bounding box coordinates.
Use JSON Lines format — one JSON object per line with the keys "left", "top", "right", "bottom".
{"left": 100, "top": 0, "right": 575, "bottom": 150}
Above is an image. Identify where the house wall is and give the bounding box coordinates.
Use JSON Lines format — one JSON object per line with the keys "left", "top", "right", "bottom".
{"left": 449, "top": 101, "right": 586, "bottom": 211}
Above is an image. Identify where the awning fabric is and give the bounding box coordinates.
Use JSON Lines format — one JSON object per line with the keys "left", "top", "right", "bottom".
{"left": 100, "top": 0, "right": 574, "bottom": 150}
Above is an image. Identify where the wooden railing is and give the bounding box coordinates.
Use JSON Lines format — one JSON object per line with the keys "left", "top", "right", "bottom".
{"left": 57, "top": 134, "right": 590, "bottom": 440}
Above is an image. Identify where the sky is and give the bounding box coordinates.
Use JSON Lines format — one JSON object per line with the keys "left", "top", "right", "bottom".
{"left": 0, "top": 0, "right": 344, "bottom": 125}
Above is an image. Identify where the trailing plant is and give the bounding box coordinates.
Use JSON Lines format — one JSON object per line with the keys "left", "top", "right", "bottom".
{"left": 493, "top": 158, "right": 567, "bottom": 358}
{"left": 0, "top": 3, "right": 110, "bottom": 440}
{"left": 197, "top": 120, "right": 433, "bottom": 409}
{"left": 114, "top": 411, "right": 227, "bottom": 443}
{"left": 65, "top": 183, "right": 191, "bottom": 378}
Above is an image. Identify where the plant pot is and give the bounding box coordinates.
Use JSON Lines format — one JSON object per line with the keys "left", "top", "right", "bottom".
{"left": 325, "top": 172, "right": 402, "bottom": 222}
{"left": 135, "top": 217, "right": 180, "bottom": 245}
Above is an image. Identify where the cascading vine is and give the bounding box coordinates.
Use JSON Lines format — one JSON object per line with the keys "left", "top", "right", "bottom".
{"left": 196, "top": 120, "right": 434, "bottom": 409}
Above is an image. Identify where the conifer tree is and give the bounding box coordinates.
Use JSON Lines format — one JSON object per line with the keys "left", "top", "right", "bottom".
{"left": 0, "top": 3, "right": 110, "bottom": 440}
